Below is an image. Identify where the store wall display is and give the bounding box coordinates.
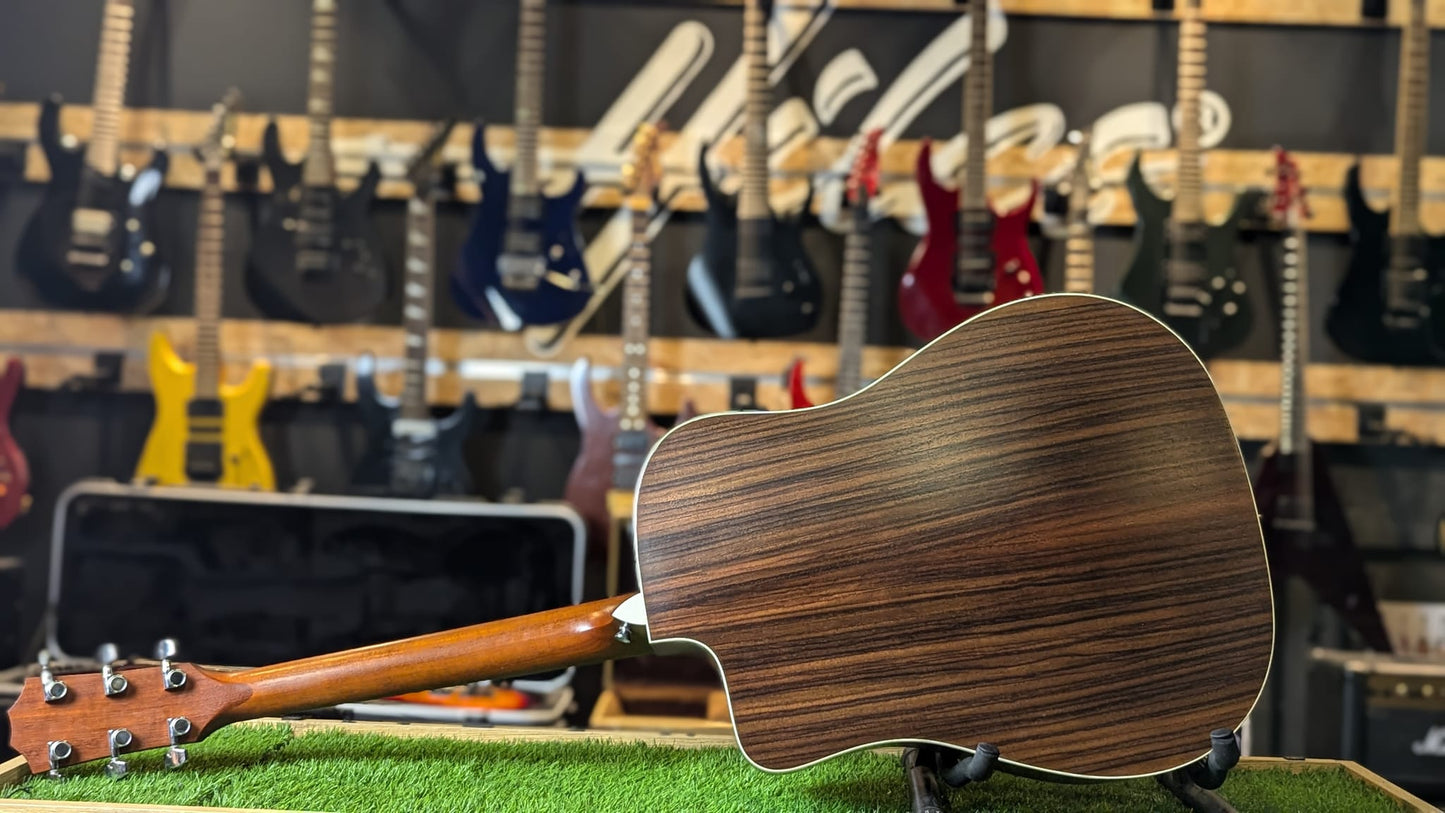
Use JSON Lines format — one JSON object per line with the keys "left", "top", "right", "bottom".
{"left": 0, "top": 359, "right": 30, "bottom": 531}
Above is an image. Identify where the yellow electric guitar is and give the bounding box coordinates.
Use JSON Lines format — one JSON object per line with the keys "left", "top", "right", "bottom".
{"left": 135, "top": 91, "right": 274, "bottom": 490}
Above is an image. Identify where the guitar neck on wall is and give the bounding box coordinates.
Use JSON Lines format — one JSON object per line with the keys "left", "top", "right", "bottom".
{"left": 1062, "top": 130, "right": 1095, "bottom": 295}
{"left": 0, "top": 358, "right": 31, "bottom": 531}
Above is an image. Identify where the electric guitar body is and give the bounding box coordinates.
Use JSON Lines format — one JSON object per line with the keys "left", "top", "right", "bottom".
{"left": 685, "top": 147, "right": 823, "bottom": 339}
{"left": 1118, "top": 155, "right": 1254, "bottom": 358}
{"left": 245, "top": 123, "right": 388, "bottom": 324}
{"left": 898, "top": 141, "right": 1041, "bottom": 343}
{"left": 0, "top": 358, "right": 31, "bottom": 530}
{"left": 17, "top": 98, "right": 170, "bottom": 313}
{"left": 353, "top": 372, "right": 478, "bottom": 499}
{"left": 135, "top": 333, "right": 275, "bottom": 490}
{"left": 453, "top": 126, "right": 591, "bottom": 326}
{"left": 1324, "top": 165, "right": 1445, "bottom": 365}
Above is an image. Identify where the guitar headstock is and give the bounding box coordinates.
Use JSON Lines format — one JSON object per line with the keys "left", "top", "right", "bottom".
{"left": 1065, "top": 129, "right": 1094, "bottom": 213}
{"left": 7, "top": 656, "right": 248, "bottom": 776}
{"left": 196, "top": 88, "right": 241, "bottom": 170}
{"left": 622, "top": 122, "right": 664, "bottom": 213}
{"left": 405, "top": 119, "right": 458, "bottom": 195}
{"left": 1270, "top": 146, "right": 1310, "bottom": 225}
{"left": 846, "top": 128, "right": 883, "bottom": 209}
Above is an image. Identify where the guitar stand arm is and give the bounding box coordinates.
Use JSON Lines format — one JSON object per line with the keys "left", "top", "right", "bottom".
{"left": 1155, "top": 728, "right": 1241, "bottom": 813}
{"left": 901, "top": 742, "right": 999, "bottom": 813}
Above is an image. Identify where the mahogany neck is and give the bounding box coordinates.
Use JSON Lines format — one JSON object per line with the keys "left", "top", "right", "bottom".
{"left": 1172, "top": 0, "right": 1206, "bottom": 227}
{"left": 303, "top": 0, "right": 338, "bottom": 188}
{"left": 193, "top": 159, "right": 226, "bottom": 399}
{"left": 85, "top": 0, "right": 136, "bottom": 178}
{"left": 738, "top": 0, "right": 772, "bottom": 222}
{"left": 512, "top": 0, "right": 548, "bottom": 198}
{"left": 400, "top": 193, "right": 436, "bottom": 422}
{"left": 836, "top": 202, "right": 870, "bottom": 398}
{"left": 1063, "top": 141, "right": 1094, "bottom": 294}
{"left": 961, "top": 0, "right": 991, "bottom": 214}
{"left": 1394, "top": 0, "right": 1429, "bottom": 238}
{"left": 216, "top": 596, "right": 650, "bottom": 723}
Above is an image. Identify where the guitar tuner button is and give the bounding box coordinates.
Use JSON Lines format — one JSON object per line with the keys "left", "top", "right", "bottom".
{"left": 615, "top": 622, "right": 632, "bottom": 644}
{"left": 38, "top": 651, "right": 68, "bottom": 703}
{"left": 106, "top": 729, "right": 134, "bottom": 779}
{"left": 97, "top": 643, "right": 129, "bottom": 697}
{"left": 165, "top": 717, "right": 193, "bottom": 769}
{"left": 47, "top": 741, "right": 72, "bottom": 780}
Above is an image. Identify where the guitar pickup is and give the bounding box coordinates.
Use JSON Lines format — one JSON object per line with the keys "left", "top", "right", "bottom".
{"left": 1163, "top": 302, "right": 1206, "bottom": 318}
{"left": 953, "top": 290, "right": 996, "bottom": 306}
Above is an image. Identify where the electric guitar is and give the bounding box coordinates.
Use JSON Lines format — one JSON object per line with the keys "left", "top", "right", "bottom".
{"left": 0, "top": 358, "right": 31, "bottom": 530}
{"left": 788, "top": 130, "right": 882, "bottom": 408}
{"left": 16, "top": 0, "right": 170, "bottom": 313}
{"left": 9, "top": 295, "right": 1272, "bottom": 782}
{"left": 1118, "top": 0, "right": 1253, "bottom": 359}
{"left": 453, "top": 0, "right": 591, "bottom": 328}
{"left": 135, "top": 92, "right": 275, "bottom": 491}
{"left": 246, "top": 0, "right": 388, "bottom": 324}
{"left": 1255, "top": 148, "right": 1390, "bottom": 651}
{"left": 897, "top": 0, "right": 1041, "bottom": 344}
{"left": 354, "top": 120, "right": 477, "bottom": 499}
{"left": 686, "top": 0, "right": 823, "bottom": 340}
{"left": 1325, "top": 0, "right": 1445, "bottom": 366}
{"left": 566, "top": 124, "right": 696, "bottom": 548}
{"left": 1061, "top": 129, "right": 1096, "bottom": 295}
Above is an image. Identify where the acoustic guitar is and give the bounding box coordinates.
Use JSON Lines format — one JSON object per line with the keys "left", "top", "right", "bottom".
{"left": 10, "top": 295, "right": 1272, "bottom": 782}
{"left": 1324, "top": 0, "right": 1445, "bottom": 366}
{"left": 686, "top": 0, "right": 823, "bottom": 340}
{"left": 1117, "top": 0, "right": 1253, "bottom": 359}
{"left": 788, "top": 129, "right": 882, "bottom": 408}
{"left": 135, "top": 92, "right": 275, "bottom": 491}
{"left": 0, "top": 358, "right": 30, "bottom": 530}
{"left": 353, "top": 120, "right": 478, "bottom": 499}
{"left": 897, "top": 0, "right": 1041, "bottom": 343}
{"left": 452, "top": 0, "right": 592, "bottom": 328}
{"left": 16, "top": 0, "right": 170, "bottom": 313}
{"left": 565, "top": 124, "right": 695, "bottom": 549}
{"left": 246, "top": 0, "right": 388, "bottom": 324}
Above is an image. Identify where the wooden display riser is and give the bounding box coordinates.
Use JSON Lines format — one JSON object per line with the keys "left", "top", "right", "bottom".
{"left": 589, "top": 684, "right": 735, "bottom": 735}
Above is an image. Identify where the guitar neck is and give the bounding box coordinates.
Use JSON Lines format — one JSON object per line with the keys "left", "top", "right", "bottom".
{"left": 511, "top": 0, "right": 547, "bottom": 198}
{"left": 836, "top": 205, "right": 870, "bottom": 398}
{"left": 302, "top": 0, "right": 338, "bottom": 188}
{"left": 400, "top": 194, "right": 436, "bottom": 422}
{"left": 193, "top": 163, "right": 226, "bottom": 400}
{"left": 1278, "top": 219, "right": 1311, "bottom": 463}
{"left": 1393, "top": 0, "right": 1429, "bottom": 238}
{"left": 84, "top": 0, "right": 136, "bottom": 178}
{"left": 1063, "top": 143, "right": 1094, "bottom": 294}
{"left": 215, "top": 596, "right": 649, "bottom": 724}
{"left": 960, "top": 0, "right": 991, "bottom": 214}
{"left": 1172, "top": 0, "right": 1206, "bottom": 227}
{"left": 619, "top": 208, "right": 652, "bottom": 429}
{"left": 737, "top": 0, "right": 771, "bottom": 223}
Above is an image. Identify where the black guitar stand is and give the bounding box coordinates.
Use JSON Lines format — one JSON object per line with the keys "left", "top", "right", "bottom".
{"left": 1155, "top": 729, "right": 1242, "bottom": 813}
{"left": 900, "top": 742, "right": 999, "bottom": 813}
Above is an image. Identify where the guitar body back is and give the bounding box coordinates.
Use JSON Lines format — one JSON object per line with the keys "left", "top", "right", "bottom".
{"left": 635, "top": 295, "right": 1272, "bottom": 778}
{"left": 353, "top": 372, "right": 476, "bottom": 498}
{"left": 1117, "top": 154, "right": 1253, "bottom": 358}
{"left": 1324, "top": 165, "right": 1445, "bottom": 365}
{"left": 245, "top": 124, "right": 388, "bottom": 324}
{"left": 0, "top": 359, "right": 30, "bottom": 530}
{"left": 135, "top": 333, "right": 275, "bottom": 490}
{"left": 898, "top": 141, "right": 1042, "bottom": 343}
{"left": 17, "top": 100, "right": 170, "bottom": 313}
{"left": 454, "top": 126, "right": 591, "bottom": 327}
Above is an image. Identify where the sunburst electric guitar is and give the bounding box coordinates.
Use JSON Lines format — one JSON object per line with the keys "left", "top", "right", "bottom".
{"left": 135, "top": 93, "right": 275, "bottom": 491}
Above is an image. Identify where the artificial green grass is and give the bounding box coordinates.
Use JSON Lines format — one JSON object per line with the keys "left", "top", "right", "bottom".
{"left": 2, "top": 724, "right": 1410, "bottom": 813}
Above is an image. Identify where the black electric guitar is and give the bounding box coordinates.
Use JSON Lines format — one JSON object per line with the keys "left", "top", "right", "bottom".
{"left": 1255, "top": 148, "right": 1390, "bottom": 651}
{"left": 354, "top": 121, "right": 476, "bottom": 499}
{"left": 1118, "top": 0, "right": 1253, "bottom": 359}
{"left": 1325, "top": 0, "right": 1445, "bottom": 366}
{"left": 686, "top": 0, "right": 822, "bottom": 340}
{"left": 16, "top": 0, "right": 170, "bottom": 312}
{"left": 246, "top": 0, "right": 388, "bottom": 324}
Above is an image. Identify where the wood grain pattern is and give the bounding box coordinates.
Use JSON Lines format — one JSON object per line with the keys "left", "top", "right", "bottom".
{"left": 635, "top": 295, "right": 1273, "bottom": 778}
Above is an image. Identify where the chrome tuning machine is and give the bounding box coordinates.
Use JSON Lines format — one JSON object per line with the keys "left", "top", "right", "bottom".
{"left": 154, "top": 638, "right": 187, "bottom": 691}
{"left": 46, "top": 741, "right": 72, "bottom": 780}
{"left": 105, "top": 728, "right": 133, "bottom": 779}
{"left": 37, "top": 650, "right": 67, "bottom": 703}
{"left": 96, "top": 643, "right": 129, "bottom": 697}
{"left": 165, "top": 717, "right": 192, "bottom": 769}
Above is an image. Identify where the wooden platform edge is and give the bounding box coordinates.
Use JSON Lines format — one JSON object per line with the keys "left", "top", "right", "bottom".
{"left": 1233, "top": 756, "right": 1439, "bottom": 812}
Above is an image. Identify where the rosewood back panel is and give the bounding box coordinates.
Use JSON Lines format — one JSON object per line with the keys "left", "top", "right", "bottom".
{"left": 634, "top": 294, "right": 1273, "bottom": 779}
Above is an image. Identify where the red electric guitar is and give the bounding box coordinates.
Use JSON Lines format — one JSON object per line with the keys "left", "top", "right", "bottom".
{"left": 0, "top": 358, "right": 31, "bottom": 530}
{"left": 789, "top": 130, "right": 882, "bottom": 409}
{"left": 898, "top": 0, "right": 1041, "bottom": 343}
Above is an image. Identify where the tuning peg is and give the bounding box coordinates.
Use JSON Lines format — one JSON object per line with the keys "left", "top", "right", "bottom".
{"left": 165, "top": 717, "right": 192, "bottom": 769}
{"left": 96, "top": 643, "right": 129, "bottom": 697}
{"left": 37, "top": 650, "right": 67, "bottom": 703}
{"left": 154, "top": 638, "right": 187, "bottom": 691}
{"left": 46, "top": 741, "right": 72, "bottom": 780}
{"left": 105, "top": 728, "right": 133, "bottom": 779}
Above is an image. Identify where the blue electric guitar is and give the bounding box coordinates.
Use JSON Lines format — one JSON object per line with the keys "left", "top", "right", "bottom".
{"left": 452, "top": 0, "right": 591, "bottom": 328}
